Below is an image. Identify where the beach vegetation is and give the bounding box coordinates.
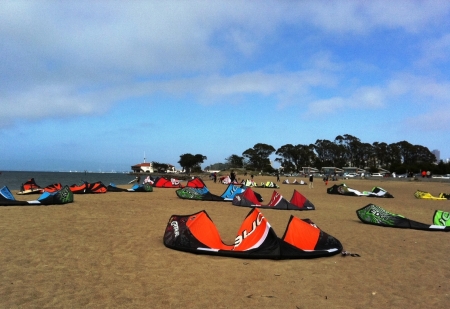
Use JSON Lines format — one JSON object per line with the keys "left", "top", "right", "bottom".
{"left": 178, "top": 153, "right": 207, "bottom": 175}
{"left": 242, "top": 143, "right": 276, "bottom": 173}
{"left": 202, "top": 134, "right": 450, "bottom": 176}
{"left": 225, "top": 154, "right": 245, "bottom": 169}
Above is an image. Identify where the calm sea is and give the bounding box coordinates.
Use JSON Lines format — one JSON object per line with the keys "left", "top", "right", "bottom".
{"left": 0, "top": 171, "right": 137, "bottom": 190}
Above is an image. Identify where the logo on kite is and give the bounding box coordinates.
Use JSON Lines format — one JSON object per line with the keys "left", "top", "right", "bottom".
{"left": 439, "top": 212, "right": 450, "bottom": 226}
{"left": 234, "top": 212, "right": 264, "bottom": 249}
{"left": 171, "top": 221, "right": 180, "bottom": 237}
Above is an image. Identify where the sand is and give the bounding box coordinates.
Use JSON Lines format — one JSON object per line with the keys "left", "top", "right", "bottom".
{"left": 1, "top": 176, "right": 449, "bottom": 309}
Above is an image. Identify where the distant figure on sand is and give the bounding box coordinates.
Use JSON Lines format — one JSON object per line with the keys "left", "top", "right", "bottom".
{"left": 309, "top": 174, "right": 314, "bottom": 188}
{"left": 230, "top": 171, "right": 236, "bottom": 183}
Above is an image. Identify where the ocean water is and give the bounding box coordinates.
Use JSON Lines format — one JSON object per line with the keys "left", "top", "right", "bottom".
{"left": 0, "top": 171, "right": 137, "bottom": 190}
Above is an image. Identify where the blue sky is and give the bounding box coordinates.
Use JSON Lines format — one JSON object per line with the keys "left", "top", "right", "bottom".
{"left": 1, "top": 0, "right": 450, "bottom": 172}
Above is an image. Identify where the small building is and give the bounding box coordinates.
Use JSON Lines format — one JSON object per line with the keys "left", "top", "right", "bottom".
{"left": 301, "top": 167, "right": 320, "bottom": 175}
{"left": 166, "top": 164, "right": 178, "bottom": 173}
{"left": 342, "top": 167, "right": 367, "bottom": 175}
{"left": 205, "top": 169, "right": 221, "bottom": 173}
{"left": 378, "top": 167, "right": 390, "bottom": 174}
{"left": 321, "top": 167, "right": 344, "bottom": 176}
{"left": 131, "top": 162, "right": 153, "bottom": 173}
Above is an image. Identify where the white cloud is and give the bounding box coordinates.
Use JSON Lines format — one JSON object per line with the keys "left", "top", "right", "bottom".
{"left": 402, "top": 108, "right": 450, "bottom": 131}
{"left": 0, "top": 83, "right": 101, "bottom": 127}
{"left": 305, "top": 73, "right": 450, "bottom": 118}
{"left": 1, "top": 0, "right": 450, "bottom": 127}
{"left": 203, "top": 70, "right": 336, "bottom": 97}
{"left": 284, "top": 0, "right": 450, "bottom": 34}
{"left": 417, "top": 33, "right": 450, "bottom": 67}
{"left": 306, "top": 97, "right": 347, "bottom": 115}
{"left": 388, "top": 74, "right": 450, "bottom": 103}
{"left": 305, "top": 86, "right": 385, "bottom": 116}
{"left": 358, "top": 0, "right": 450, "bottom": 33}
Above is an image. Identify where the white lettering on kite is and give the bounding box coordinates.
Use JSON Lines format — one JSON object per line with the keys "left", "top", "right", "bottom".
{"left": 171, "top": 221, "right": 180, "bottom": 237}
{"left": 440, "top": 212, "right": 450, "bottom": 226}
{"left": 234, "top": 213, "right": 264, "bottom": 248}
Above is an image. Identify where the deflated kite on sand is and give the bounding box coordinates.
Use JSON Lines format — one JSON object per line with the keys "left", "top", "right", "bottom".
{"left": 152, "top": 177, "right": 182, "bottom": 188}
{"left": 17, "top": 178, "right": 42, "bottom": 195}
{"left": 356, "top": 204, "right": 450, "bottom": 231}
{"left": 0, "top": 185, "right": 73, "bottom": 206}
{"left": 164, "top": 208, "right": 342, "bottom": 259}
{"left": 107, "top": 183, "right": 153, "bottom": 192}
{"left": 176, "top": 183, "right": 264, "bottom": 202}
{"left": 232, "top": 188, "right": 315, "bottom": 211}
{"left": 327, "top": 183, "right": 394, "bottom": 198}
{"left": 414, "top": 189, "right": 447, "bottom": 200}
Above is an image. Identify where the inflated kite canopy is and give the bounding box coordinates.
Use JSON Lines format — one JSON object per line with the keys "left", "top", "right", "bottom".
{"left": 260, "top": 181, "right": 280, "bottom": 188}
{"left": 327, "top": 184, "right": 361, "bottom": 196}
{"left": 85, "top": 181, "right": 107, "bottom": 193}
{"left": 283, "top": 179, "right": 307, "bottom": 185}
{"left": 221, "top": 184, "right": 250, "bottom": 201}
{"left": 176, "top": 184, "right": 263, "bottom": 202}
{"left": 106, "top": 183, "right": 153, "bottom": 192}
{"left": 356, "top": 204, "right": 450, "bottom": 231}
{"left": 0, "top": 185, "right": 73, "bottom": 206}
{"left": 128, "top": 182, "right": 153, "bottom": 192}
{"left": 184, "top": 177, "right": 208, "bottom": 188}
{"left": 327, "top": 184, "right": 394, "bottom": 197}
{"left": 69, "top": 181, "right": 107, "bottom": 193}
{"left": 176, "top": 187, "right": 225, "bottom": 201}
{"left": 17, "top": 178, "right": 42, "bottom": 195}
{"left": 220, "top": 175, "right": 240, "bottom": 185}
{"left": 106, "top": 183, "right": 129, "bottom": 192}
{"left": 163, "top": 208, "right": 342, "bottom": 259}
{"left": 41, "top": 183, "right": 63, "bottom": 193}
{"left": 438, "top": 193, "right": 450, "bottom": 200}
{"left": 232, "top": 188, "right": 315, "bottom": 211}
{"left": 69, "top": 181, "right": 87, "bottom": 193}
{"left": 364, "top": 187, "right": 394, "bottom": 198}
{"left": 414, "top": 190, "right": 447, "bottom": 200}
{"left": 433, "top": 210, "right": 450, "bottom": 226}
{"left": 152, "top": 177, "right": 182, "bottom": 188}
{"left": 241, "top": 179, "right": 258, "bottom": 187}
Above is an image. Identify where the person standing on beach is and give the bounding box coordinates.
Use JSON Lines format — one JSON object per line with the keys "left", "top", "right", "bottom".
{"left": 276, "top": 171, "right": 280, "bottom": 182}
{"left": 309, "top": 174, "right": 314, "bottom": 188}
{"left": 230, "top": 171, "right": 236, "bottom": 183}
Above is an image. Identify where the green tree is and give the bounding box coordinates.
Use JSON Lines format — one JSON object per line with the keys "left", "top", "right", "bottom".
{"left": 276, "top": 143, "right": 316, "bottom": 172}
{"left": 387, "top": 143, "right": 402, "bottom": 168}
{"left": 242, "top": 143, "right": 275, "bottom": 172}
{"left": 334, "top": 134, "right": 361, "bottom": 166}
{"left": 355, "top": 142, "right": 374, "bottom": 169}
{"left": 152, "top": 162, "right": 169, "bottom": 173}
{"left": 372, "top": 142, "right": 388, "bottom": 167}
{"left": 178, "top": 153, "right": 207, "bottom": 174}
{"left": 396, "top": 141, "right": 416, "bottom": 165}
{"left": 225, "top": 154, "right": 245, "bottom": 168}
{"left": 313, "top": 139, "right": 343, "bottom": 167}
{"left": 204, "top": 162, "right": 228, "bottom": 171}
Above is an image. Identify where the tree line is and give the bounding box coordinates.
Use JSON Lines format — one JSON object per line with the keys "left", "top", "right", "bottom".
{"left": 199, "top": 134, "right": 450, "bottom": 175}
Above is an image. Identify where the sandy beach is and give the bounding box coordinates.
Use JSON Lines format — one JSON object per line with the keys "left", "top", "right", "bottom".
{"left": 1, "top": 176, "right": 449, "bottom": 308}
